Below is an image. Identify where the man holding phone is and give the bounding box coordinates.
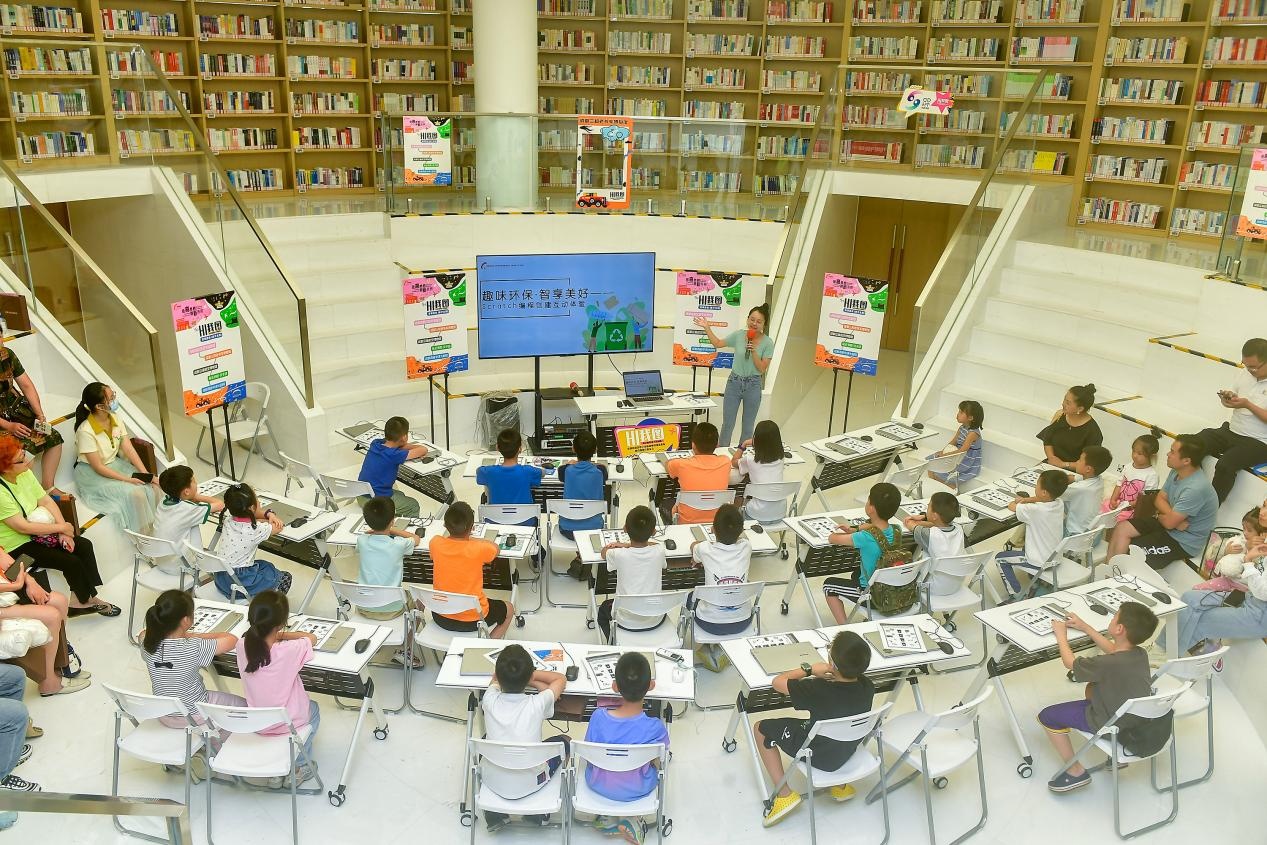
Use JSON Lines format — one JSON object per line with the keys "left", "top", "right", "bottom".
{"left": 1195, "top": 337, "right": 1267, "bottom": 504}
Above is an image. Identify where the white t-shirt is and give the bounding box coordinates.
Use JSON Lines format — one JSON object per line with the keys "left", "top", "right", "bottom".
{"left": 1121, "top": 463, "right": 1160, "bottom": 492}
{"left": 1229, "top": 370, "right": 1267, "bottom": 442}
{"left": 914, "top": 525, "right": 967, "bottom": 597}
{"left": 1063, "top": 475, "right": 1104, "bottom": 535}
{"left": 607, "top": 544, "right": 668, "bottom": 629}
{"left": 153, "top": 498, "right": 211, "bottom": 575}
{"left": 480, "top": 685, "right": 558, "bottom": 799}
{"left": 218, "top": 516, "right": 272, "bottom": 570}
{"left": 1017, "top": 499, "right": 1066, "bottom": 568}
{"left": 692, "top": 538, "right": 752, "bottom": 623}
{"left": 735, "top": 455, "right": 787, "bottom": 522}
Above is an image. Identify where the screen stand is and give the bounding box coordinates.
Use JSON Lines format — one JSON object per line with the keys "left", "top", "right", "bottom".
{"left": 587, "top": 354, "right": 594, "bottom": 396}
{"left": 533, "top": 356, "right": 542, "bottom": 438}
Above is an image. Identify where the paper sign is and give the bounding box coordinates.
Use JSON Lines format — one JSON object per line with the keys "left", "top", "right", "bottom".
{"left": 813, "top": 274, "right": 887, "bottom": 376}
{"left": 1234, "top": 147, "right": 1267, "bottom": 241}
{"left": 171, "top": 291, "right": 247, "bottom": 415}
{"left": 897, "top": 86, "right": 955, "bottom": 116}
{"left": 403, "top": 271, "right": 470, "bottom": 378}
{"left": 613, "top": 424, "right": 682, "bottom": 457}
{"left": 402, "top": 115, "right": 452, "bottom": 186}
{"left": 577, "top": 115, "right": 633, "bottom": 210}
{"left": 672, "top": 271, "right": 760, "bottom": 368}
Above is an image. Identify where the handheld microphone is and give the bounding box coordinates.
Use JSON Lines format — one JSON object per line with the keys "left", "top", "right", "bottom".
{"left": 746, "top": 328, "right": 756, "bottom": 356}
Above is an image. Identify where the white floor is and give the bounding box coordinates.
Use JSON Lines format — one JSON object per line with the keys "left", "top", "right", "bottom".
{"left": 11, "top": 361, "right": 1265, "bottom": 844}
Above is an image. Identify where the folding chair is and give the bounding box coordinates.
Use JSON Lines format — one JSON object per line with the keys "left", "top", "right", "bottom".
{"left": 279, "top": 451, "right": 334, "bottom": 510}
{"left": 318, "top": 475, "right": 373, "bottom": 511}
{"left": 609, "top": 590, "right": 690, "bottom": 648}
{"left": 1058, "top": 684, "right": 1192, "bottom": 839}
{"left": 182, "top": 541, "right": 250, "bottom": 604}
{"left": 674, "top": 489, "right": 731, "bottom": 525}
{"left": 848, "top": 560, "right": 926, "bottom": 622}
{"left": 122, "top": 530, "right": 189, "bottom": 645}
{"left": 570, "top": 740, "right": 672, "bottom": 842}
{"left": 194, "top": 381, "right": 279, "bottom": 478}
{"left": 198, "top": 703, "right": 325, "bottom": 845}
{"left": 544, "top": 497, "right": 608, "bottom": 578}
{"left": 467, "top": 739, "right": 568, "bottom": 843}
{"left": 1151, "top": 646, "right": 1228, "bottom": 790}
{"left": 329, "top": 580, "right": 410, "bottom": 712}
{"left": 1035, "top": 527, "right": 1103, "bottom": 592}
{"left": 477, "top": 503, "right": 540, "bottom": 609}
{"left": 402, "top": 585, "right": 483, "bottom": 724}
{"left": 741, "top": 481, "right": 801, "bottom": 560}
{"left": 766, "top": 703, "right": 893, "bottom": 845}
{"left": 103, "top": 683, "right": 205, "bottom": 843}
{"left": 920, "top": 551, "right": 993, "bottom": 672}
{"left": 689, "top": 581, "right": 764, "bottom": 710}
{"left": 869, "top": 688, "right": 992, "bottom": 845}
{"left": 882, "top": 452, "right": 966, "bottom": 498}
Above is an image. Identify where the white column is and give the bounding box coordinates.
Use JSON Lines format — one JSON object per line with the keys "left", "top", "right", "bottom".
{"left": 473, "top": 0, "right": 537, "bottom": 210}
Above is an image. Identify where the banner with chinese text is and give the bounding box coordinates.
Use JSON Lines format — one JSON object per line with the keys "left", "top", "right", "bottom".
{"left": 576, "top": 115, "right": 632, "bottom": 210}
{"left": 813, "top": 274, "right": 887, "bottom": 376}
{"left": 672, "top": 271, "right": 760, "bottom": 368}
{"left": 402, "top": 115, "right": 452, "bottom": 186}
{"left": 171, "top": 291, "right": 246, "bottom": 415}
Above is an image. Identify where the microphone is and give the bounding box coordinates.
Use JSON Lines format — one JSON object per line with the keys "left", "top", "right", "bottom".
{"left": 746, "top": 328, "right": 756, "bottom": 357}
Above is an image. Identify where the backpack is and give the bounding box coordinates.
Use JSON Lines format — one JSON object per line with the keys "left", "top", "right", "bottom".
{"left": 1115, "top": 712, "right": 1174, "bottom": 758}
{"left": 865, "top": 527, "right": 918, "bottom": 615}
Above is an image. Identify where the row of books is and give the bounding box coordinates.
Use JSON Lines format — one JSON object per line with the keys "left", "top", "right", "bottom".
{"left": 1105, "top": 36, "right": 1187, "bottom": 63}
{"left": 293, "top": 91, "right": 361, "bottom": 112}
{"left": 854, "top": 1, "right": 923, "bottom": 22}
{"left": 1204, "top": 37, "right": 1267, "bottom": 64}
{"left": 755, "top": 174, "right": 798, "bottom": 193}
{"left": 106, "top": 49, "right": 184, "bottom": 75}
{"left": 929, "top": 37, "right": 1001, "bottom": 60}
{"left": 1211, "top": 0, "right": 1267, "bottom": 20}
{"left": 540, "top": 166, "right": 588, "bottom": 187}
{"left": 1190, "top": 119, "right": 1267, "bottom": 146}
{"left": 1016, "top": 0, "right": 1084, "bottom": 22}
{"left": 767, "top": 35, "right": 828, "bottom": 56}
{"left": 287, "top": 55, "right": 358, "bottom": 78}
{"left": 208, "top": 127, "right": 279, "bottom": 150}
{"left": 758, "top": 101, "right": 817, "bottom": 121}
{"left": 1195, "top": 79, "right": 1265, "bottom": 107}
{"left": 609, "top": 64, "right": 672, "bottom": 86}
{"left": 1006, "top": 72, "right": 1070, "bottom": 99}
{"left": 376, "top": 92, "right": 438, "bottom": 112}
{"left": 999, "top": 148, "right": 1066, "bottom": 173}
{"left": 1111, "top": 0, "right": 1186, "bottom": 21}
{"left": 100, "top": 10, "right": 179, "bottom": 36}
{"left": 846, "top": 104, "right": 905, "bottom": 126}
{"left": 923, "top": 108, "right": 987, "bottom": 131}
{"left": 198, "top": 53, "right": 274, "bottom": 77}
{"left": 846, "top": 70, "right": 913, "bottom": 93}
{"left": 611, "top": 0, "right": 674, "bottom": 18}
{"left": 684, "top": 98, "right": 746, "bottom": 116}
{"left": 373, "top": 58, "right": 437, "bottom": 79}
{"left": 850, "top": 36, "right": 919, "bottom": 57}
{"left": 117, "top": 128, "right": 196, "bottom": 153}
{"left": 541, "top": 29, "right": 599, "bottom": 51}
{"left": 1080, "top": 197, "right": 1161, "bottom": 227}
{"left": 1001, "top": 110, "right": 1074, "bottom": 136}
{"left": 538, "top": 95, "right": 596, "bottom": 112}
{"left": 607, "top": 96, "right": 668, "bottom": 114}
{"left": 451, "top": 60, "right": 472, "bottom": 82}
{"left": 687, "top": 0, "right": 749, "bottom": 20}
{"left": 608, "top": 31, "right": 672, "bottom": 53}
{"left": 1170, "top": 207, "right": 1224, "bottom": 235}
{"left": 284, "top": 20, "right": 361, "bottom": 43}
{"left": 1099, "top": 77, "right": 1183, "bottom": 104}
{"left": 10, "top": 88, "right": 90, "bottom": 115}
{"left": 538, "top": 0, "right": 597, "bottom": 15}
{"left": 18, "top": 130, "right": 95, "bottom": 158}
{"left": 1011, "top": 36, "right": 1078, "bottom": 62}
{"left": 681, "top": 169, "right": 742, "bottom": 191}
{"left": 1178, "top": 159, "right": 1234, "bottom": 189}
{"left": 931, "top": 0, "right": 1002, "bottom": 22}
{"left": 114, "top": 89, "right": 190, "bottom": 114}
{"left": 0, "top": 4, "right": 82, "bottom": 33}
{"left": 221, "top": 168, "right": 285, "bottom": 192}
{"left": 763, "top": 69, "right": 822, "bottom": 90}
{"left": 937, "top": 72, "right": 992, "bottom": 95}
{"left": 684, "top": 66, "right": 746, "bottom": 87}
{"left": 372, "top": 24, "right": 437, "bottom": 46}
{"left": 1091, "top": 115, "right": 1172, "bottom": 143}
{"left": 1088, "top": 153, "right": 1167, "bottom": 182}
{"left": 841, "top": 138, "right": 903, "bottom": 162}
{"left": 688, "top": 33, "right": 758, "bottom": 56}
{"left": 541, "top": 62, "right": 597, "bottom": 83}
{"left": 682, "top": 130, "right": 745, "bottom": 151}
{"left": 756, "top": 134, "right": 822, "bottom": 156}
{"left": 450, "top": 26, "right": 472, "bottom": 49}
{"left": 916, "top": 142, "right": 985, "bottom": 167}
{"left": 4, "top": 46, "right": 92, "bottom": 74}
{"left": 293, "top": 125, "right": 363, "bottom": 147}
{"left": 199, "top": 15, "right": 275, "bottom": 40}
{"left": 766, "top": 1, "right": 833, "bottom": 22}
{"left": 205, "top": 90, "right": 277, "bottom": 112}
{"left": 296, "top": 166, "right": 364, "bottom": 188}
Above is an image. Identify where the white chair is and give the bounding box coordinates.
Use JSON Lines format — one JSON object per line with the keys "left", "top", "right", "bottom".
{"left": 689, "top": 581, "right": 764, "bottom": 710}
{"left": 467, "top": 739, "right": 568, "bottom": 843}
{"left": 279, "top": 451, "right": 334, "bottom": 509}
{"left": 318, "top": 474, "right": 373, "bottom": 511}
{"left": 674, "top": 489, "right": 731, "bottom": 524}
{"left": 329, "top": 580, "right": 409, "bottom": 711}
{"left": 848, "top": 560, "right": 926, "bottom": 622}
{"left": 194, "top": 381, "right": 278, "bottom": 478}
{"left": 570, "top": 740, "right": 671, "bottom": 842}
{"left": 609, "top": 590, "right": 690, "bottom": 647}
{"left": 544, "top": 498, "right": 608, "bottom": 575}
{"left": 871, "top": 688, "right": 992, "bottom": 845}
{"left": 122, "top": 530, "right": 189, "bottom": 645}
{"left": 883, "top": 452, "right": 966, "bottom": 498}
{"left": 198, "top": 703, "right": 324, "bottom": 845}
{"left": 478, "top": 503, "right": 542, "bottom": 527}
{"left": 1059, "top": 684, "right": 1192, "bottom": 839}
{"left": 921, "top": 551, "right": 993, "bottom": 671}
{"left": 741, "top": 481, "right": 801, "bottom": 560}
{"left": 1151, "top": 647, "right": 1228, "bottom": 790}
{"left": 182, "top": 541, "right": 249, "bottom": 604}
{"left": 407, "top": 585, "right": 490, "bottom": 658}
{"left": 1033, "top": 527, "right": 1103, "bottom": 593}
{"left": 103, "top": 683, "right": 205, "bottom": 843}
{"left": 768, "top": 703, "right": 893, "bottom": 845}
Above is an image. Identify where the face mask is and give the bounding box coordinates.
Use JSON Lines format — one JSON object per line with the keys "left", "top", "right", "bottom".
{"left": 108, "top": 398, "right": 119, "bottom": 412}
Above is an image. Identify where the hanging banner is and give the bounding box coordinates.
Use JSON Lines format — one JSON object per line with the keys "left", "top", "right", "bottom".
{"left": 402, "top": 115, "right": 452, "bottom": 186}
{"left": 171, "top": 291, "right": 247, "bottom": 416}
{"left": 576, "top": 115, "right": 632, "bottom": 210}
{"left": 813, "top": 274, "right": 887, "bottom": 376}
{"left": 673, "top": 271, "right": 758, "bottom": 368}
{"left": 613, "top": 423, "right": 681, "bottom": 457}
{"left": 1234, "top": 148, "right": 1267, "bottom": 240}
{"left": 403, "top": 271, "right": 470, "bottom": 378}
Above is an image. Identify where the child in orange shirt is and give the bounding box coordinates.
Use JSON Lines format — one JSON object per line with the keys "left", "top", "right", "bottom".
{"left": 666, "top": 422, "right": 731, "bottom": 524}
{"left": 428, "top": 501, "right": 515, "bottom": 639}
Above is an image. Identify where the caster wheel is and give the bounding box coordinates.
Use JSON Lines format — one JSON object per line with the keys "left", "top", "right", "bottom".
{"left": 996, "top": 634, "right": 1007, "bottom": 646}
{"left": 661, "top": 819, "right": 674, "bottom": 837}
{"left": 944, "top": 620, "right": 958, "bottom": 634}
{"left": 780, "top": 549, "right": 789, "bottom": 560}
{"left": 1017, "top": 764, "right": 1033, "bottom": 779}
{"left": 374, "top": 726, "right": 388, "bottom": 741}
{"left": 780, "top": 601, "right": 789, "bottom": 616}
{"left": 459, "top": 811, "right": 474, "bottom": 828}
{"left": 328, "top": 790, "right": 345, "bottom": 808}
{"left": 585, "top": 620, "right": 596, "bottom": 630}
{"left": 933, "top": 777, "right": 949, "bottom": 790}
{"left": 722, "top": 738, "right": 737, "bottom": 753}
{"left": 515, "top": 616, "right": 526, "bottom": 628}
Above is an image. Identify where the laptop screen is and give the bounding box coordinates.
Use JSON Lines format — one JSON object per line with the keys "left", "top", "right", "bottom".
{"left": 622, "top": 370, "right": 663, "bottom": 399}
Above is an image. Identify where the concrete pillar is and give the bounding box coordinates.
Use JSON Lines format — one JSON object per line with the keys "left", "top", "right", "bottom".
{"left": 473, "top": 0, "right": 537, "bottom": 210}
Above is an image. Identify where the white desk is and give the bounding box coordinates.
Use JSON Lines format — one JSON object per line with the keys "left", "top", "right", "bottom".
{"left": 573, "top": 392, "right": 717, "bottom": 420}
{"left": 195, "top": 598, "right": 392, "bottom": 807}
{"left": 637, "top": 445, "right": 807, "bottom": 478}
{"left": 799, "top": 421, "right": 939, "bottom": 512}
{"left": 955, "top": 463, "right": 1065, "bottom": 523}
{"left": 336, "top": 420, "right": 468, "bottom": 506}
{"left": 326, "top": 516, "right": 540, "bottom": 562}
{"left": 461, "top": 453, "right": 638, "bottom": 484}
{"left": 574, "top": 521, "right": 780, "bottom": 565}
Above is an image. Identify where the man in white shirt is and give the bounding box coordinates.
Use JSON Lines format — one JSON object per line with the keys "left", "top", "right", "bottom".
{"left": 1195, "top": 337, "right": 1267, "bottom": 503}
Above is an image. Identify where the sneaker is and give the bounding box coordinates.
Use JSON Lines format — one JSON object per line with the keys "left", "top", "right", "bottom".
{"left": 288, "top": 763, "right": 318, "bottom": 789}
{"left": 829, "top": 783, "right": 856, "bottom": 802}
{"left": 1048, "top": 770, "right": 1091, "bottom": 793}
{"left": 762, "top": 792, "right": 802, "bottom": 827}
{"left": 594, "top": 817, "right": 644, "bottom": 844}
{"left": 39, "top": 676, "right": 90, "bottom": 697}
{"left": 0, "top": 810, "right": 14, "bottom": 830}
{"left": 15, "top": 745, "right": 31, "bottom": 767}
{"left": 484, "top": 812, "right": 510, "bottom": 833}
{"left": 0, "top": 773, "right": 40, "bottom": 792}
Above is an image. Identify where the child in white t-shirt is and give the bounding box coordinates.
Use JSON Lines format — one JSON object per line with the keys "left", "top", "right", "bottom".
{"left": 1064, "top": 445, "right": 1112, "bottom": 536}
{"left": 690, "top": 503, "right": 754, "bottom": 670}
{"left": 733, "top": 420, "right": 787, "bottom": 522}
{"left": 153, "top": 466, "right": 224, "bottom": 575}
{"left": 1105, "top": 434, "right": 1160, "bottom": 522}
{"left": 596, "top": 505, "right": 668, "bottom": 641}
{"left": 904, "top": 492, "right": 967, "bottom": 591}
{"left": 996, "top": 470, "right": 1070, "bottom": 598}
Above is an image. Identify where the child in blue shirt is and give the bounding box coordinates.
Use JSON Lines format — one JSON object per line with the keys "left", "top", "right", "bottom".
{"left": 476, "top": 429, "right": 543, "bottom": 514}
{"left": 357, "top": 416, "right": 428, "bottom": 518}
{"left": 355, "top": 495, "right": 420, "bottom": 622}
{"left": 560, "top": 430, "right": 607, "bottom": 579}
{"left": 822, "top": 482, "right": 901, "bottom": 624}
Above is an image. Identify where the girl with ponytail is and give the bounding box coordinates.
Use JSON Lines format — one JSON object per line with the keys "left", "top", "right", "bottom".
{"left": 234, "top": 590, "right": 321, "bottom": 783}
{"left": 141, "top": 589, "right": 242, "bottom": 730}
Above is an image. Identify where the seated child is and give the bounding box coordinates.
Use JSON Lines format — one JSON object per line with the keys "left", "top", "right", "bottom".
{"left": 560, "top": 430, "right": 608, "bottom": 579}
{"left": 755, "top": 631, "right": 875, "bottom": 826}
{"left": 477, "top": 429, "right": 544, "bottom": 514}
{"left": 583, "top": 652, "right": 669, "bottom": 842}
{"left": 217, "top": 484, "right": 292, "bottom": 599}
{"left": 1040, "top": 601, "right": 1159, "bottom": 793}
{"left": 429, "top": 501, "right": 515, "bottom": 639}
{"left": 822, "top": 482, "right": 902, "bottom": 624}
{"left": 1104, "top": 434, "right": 1160, "bottom": 522}
{"left": 928, "top": 400, "right": 984, "bottom": 489}
{"left": 597, "top": 505, "right": 668, "bottom": 643}
{"left": 235, "top": 590, "right": 320, "bottom": 785}
{"left": 1195, "top": 505, "right": 1265, "bottom": 595}
{"left": 479, "top": 644, "right": 569, "bottom": 832}
{"left": 1064, "top": 445, "right": 1112, "bottom": 535}
{"left": 357, "top": 415, "right": 427, "bottom": 519}
{"left": 995, "top": 469, "right": 1069, "bottom": 598}
{"left": 904, "top": 491, "right": 967, "bottom": 591}
{"left": 355, "top": 496, "right": 421, "bottom": 622}
{"left": 153, "top": 465, "right": 224, "bottom": 575}
{"left": 690, "top": 503, "right": 754, "bottom": 671}
{"left": 142, "top": 589, "right": 243, "bottom": 733}
{"left": 732, "top": 420, "right": 787, "bottom": 522}
{"left": 665, "top": 422, "right": 731, "bottom": 524}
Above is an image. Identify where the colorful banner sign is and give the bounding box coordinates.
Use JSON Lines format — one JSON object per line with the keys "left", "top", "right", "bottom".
{"left": 1234, "top": 148, "right": 1267, "bottom": 241}
{"left": 171, "top": 291, "right": 246, "bottom": 416}
{"left": 897, "top": 85, "right": 955, "bottom": 117}
{"left": 402, "top": 115, "right": 452, "bottom": 186}
{"left": 576, "top": 115, "right": 633, "bottom": 210}
{"left": 813, "top": 274, "right": 887, "bottom": 376}
{"left": 673, "top": 271, "right": 759, "bottom": 368}
{"left": 403, "top": 271, "right": 470, "bottom": 378}
{"left": 613, "top": 423, "right": 682, "bottom": 457}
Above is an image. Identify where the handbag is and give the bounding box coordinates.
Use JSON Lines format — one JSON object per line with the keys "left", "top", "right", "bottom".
{"left": 0, "top": 476, "right": 61, "bottom": 547}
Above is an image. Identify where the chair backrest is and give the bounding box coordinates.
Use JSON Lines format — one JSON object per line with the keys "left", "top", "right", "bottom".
{"left": 244, "top": 381, "right": 270, "bottom": 412}
{"left": 1052, "top": 527, "right": 1102, "bottom": 561}
{"left": 1153, "top": 646, "right": 1229, "bottom": 684}
{"left": 330, "top": 580, "right": 407, "bottom": 613}
{"left": 882, "top": 463, "right": 925, "bottom": 495}
{"left": 676, "top": 490, "right": 730, "bottom": 512}
{"left": 572, "top": 740, "right": 667, "bottom": 773}
{"left": 546, "top": 498, "right": 608, "bottom": 521}
{"left": 471, "top": 738, "right": 567, "bottom": 772}
{"left": 930, "top": 688, "right": 993, "bottom": 732}
{"left": 806, "top": 702, "right": 893, "bottom": 746}
{"left": 613, "top": 590, "right": 690, "bottom": 619}
{"left": 869, "top": 560, "right": 923, "bottom": 589}
{"left": 320, "top": 474, "right": 373, "bottom": 501}
{"left": 196, "top": 703, "right": 293, "bottom": 736}
{"left": 1107, "top": 683, "right": 1192, "bottom": 724}
{"left": 924, "top": 451, "right": 966, "bottom": 475}
{"left": 406, "top": 584, "right": 485, "bottom": 620}
{"left": 743, "top": 481, "right": 801, "bottom": 504}
{"left": 278, "top": 451, "right": 320, "bottom": 487}
{"left": 1090, "top": 504, "right": 1128, "bottom": 533}
{"left": 927, "top": 550, "right": 992, "bottom": 597}
{"left": 182, "top": 541, "right": 232, "bottom": 574}
{"left": 479, "top": 503, "right": 542, "bottom": 525}
{"left": 102, "top": 682, "right": 188, "bottom": 724}
{"left": 124, "top": 529, "right": 180, "bottom": 563}
{"left": 692, "top": 582, "right": 765, "bottom": 615}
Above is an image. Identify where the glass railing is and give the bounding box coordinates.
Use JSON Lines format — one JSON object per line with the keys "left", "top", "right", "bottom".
{"left": 1214, "top": 145, "right": 1267, "bottom": 287}
{"left": 0, "top": 156, "right": 173, "bottom": 458}
{"left": 0, "top": 36, "right": 314, "bottom": 409}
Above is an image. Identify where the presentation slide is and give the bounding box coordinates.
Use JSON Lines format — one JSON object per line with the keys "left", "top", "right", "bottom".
{"left": 475, "top": 252, "right": 655, "bottom": 359}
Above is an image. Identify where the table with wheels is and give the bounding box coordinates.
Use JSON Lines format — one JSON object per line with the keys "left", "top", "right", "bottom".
{"left": 196, "top": 598, "right": 393, "bottom": 808}
{"left": 436, "top": 637, "right": 695, "bottom": 835}
{"left": 798, "top": 421, "right": 939, "bottom": 512}
{"left": 573, "top": 393, "right": 717, "bottom": 457}
{"left": 337, "top": 420, "right": 469, "bottom": 506}
{"left": 962, "top": 568, "right": 1182, "bottom": 779}
{"left": 461, "top": 452, "right": 638, "bottom": 522}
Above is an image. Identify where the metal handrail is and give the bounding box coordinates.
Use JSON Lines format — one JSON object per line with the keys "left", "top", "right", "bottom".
{"left": 0, "top": 791, "right": 193, "bottom": 843}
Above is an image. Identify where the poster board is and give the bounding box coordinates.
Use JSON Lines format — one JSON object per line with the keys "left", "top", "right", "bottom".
{"left": 576, "top": 115, "right": 632, "bottom": 210}
{"left": 1234, "top": 148, "right": 1267, "bottom": 240}
{"left": 402, "top": 115, "right": 452, "bottom": 186}
{"left": 613, "top": 424, "right": 682, "bottom": 457}
{"left": 672, "top": 271, "right": 760, "bottom": 368}
{"left": 813, "top": 274, "right": 887, "bottom": 376}
{"left": 403, "top": 271, "right": 470, "bottom": 379}
{"left": 171, "top": 291, "right": 246, "bottom": 415}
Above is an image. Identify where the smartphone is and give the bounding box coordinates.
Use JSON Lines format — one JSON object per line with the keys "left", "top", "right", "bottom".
{"left": 132, "top": 472, "right": 154, "bottom": 483}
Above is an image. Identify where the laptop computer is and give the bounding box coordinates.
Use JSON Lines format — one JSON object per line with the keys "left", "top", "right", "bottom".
{"left": 622, "top": 370, "right": 668, "bottom": 406}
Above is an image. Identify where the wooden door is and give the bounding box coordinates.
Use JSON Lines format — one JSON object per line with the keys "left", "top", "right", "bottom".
{"left": 884, "top": 201, "right": 960, "bottom": 350}
{"left": 851, "top": 196, "right": 904, "bottom": 285}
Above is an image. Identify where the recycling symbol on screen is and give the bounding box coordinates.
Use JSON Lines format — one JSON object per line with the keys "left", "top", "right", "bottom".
{"left": 608, "top": 327, "right": 625, "bottom": 344}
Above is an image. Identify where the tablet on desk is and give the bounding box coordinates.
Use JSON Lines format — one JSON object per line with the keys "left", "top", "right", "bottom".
{"left": 753, "top": 642, "right": 821, "bottom": 676}
{"left": 460, "top": 647, "right": 501, "bottom": 675}
{"left": 264, "top": 501, "right": 310, "bottom": 526}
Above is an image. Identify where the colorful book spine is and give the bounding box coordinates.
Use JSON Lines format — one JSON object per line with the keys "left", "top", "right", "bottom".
{"left": 1087, "top": 153, "right": 1167, "bottom": 182}
{"left": 1079, "top": 197, "right": 1161, "bottom": 227}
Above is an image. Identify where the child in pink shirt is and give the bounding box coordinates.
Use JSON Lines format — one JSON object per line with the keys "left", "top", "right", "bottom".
{"left": 234, "top": 590, "right": 320, "bottom": 784}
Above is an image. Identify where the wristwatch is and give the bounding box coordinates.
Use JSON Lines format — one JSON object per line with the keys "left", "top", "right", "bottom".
{"left": 800, "top": 662, "right": 814, "bottom": 678}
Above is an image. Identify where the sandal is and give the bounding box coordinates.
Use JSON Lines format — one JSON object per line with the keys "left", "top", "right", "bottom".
{"left": 68, "top": 601, "right": 120, "bottom": 618}
{"left": 25, "top": 719, "right": 42, "bottom": 739}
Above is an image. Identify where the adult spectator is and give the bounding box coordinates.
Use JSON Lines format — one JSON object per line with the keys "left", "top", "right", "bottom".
{"left": 0, "top": 331, "right": 64, "bottom": 497}
{"left": 1107, "top": 434, "right": 1219, "bottom": 569}
{"left": 71, "top": 382, "right": 158, "bottom": 534}
{"left": 1175, "top": 537, "right": 1267, "bottom": 654}
{"left": 1194, "top": 337, "right": 1267, "bottom": 503}
{"left": 0, "top": 547, "right": 86, "bottom": 697}
{"left": 1037, "top": 384, "right": 1103, "bottom": 470}
{"left": 0, "top": 662, "right": 37, "bottom": 818}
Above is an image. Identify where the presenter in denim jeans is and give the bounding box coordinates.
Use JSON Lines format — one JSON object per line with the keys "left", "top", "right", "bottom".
{"left": 0, "top": 662, "right": 34, "bottom": 828}
{"left": 694, "top": 304, "right": 774, "bottom": 447}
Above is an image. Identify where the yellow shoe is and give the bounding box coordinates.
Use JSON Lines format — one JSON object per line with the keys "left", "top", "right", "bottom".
{"left": 830, "top": 784, "right": 856, "bottom": 802}
{"left": 762, "top": 792, "right": 802, "bottom": 827}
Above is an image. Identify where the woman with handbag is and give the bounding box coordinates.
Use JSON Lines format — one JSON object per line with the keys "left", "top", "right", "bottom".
{"left": 0, "top": 434, "right": 116, "bottom": 617}
{"left": 0, "top": 550, "right": 87, "bottom": 696}
{"left": 0, "top": 333, "right": 65, "bottom": 497}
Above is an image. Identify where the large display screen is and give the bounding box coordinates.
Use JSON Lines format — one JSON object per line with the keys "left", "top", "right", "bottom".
{"left": 475, "top": 252, "right": 655, "bottom": 359}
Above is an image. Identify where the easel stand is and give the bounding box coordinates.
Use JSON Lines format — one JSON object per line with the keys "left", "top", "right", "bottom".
{"left": 205, "top": 404, "right": 236, "bottom": 480}
{"left": 689, "top": 365, "right": 714, "bottom": 397}
{"left": 825, "top": 368, "right": 856, "bottom": 437}
{"left": 426, "top": 372, "right": 452, "bottom": 450}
